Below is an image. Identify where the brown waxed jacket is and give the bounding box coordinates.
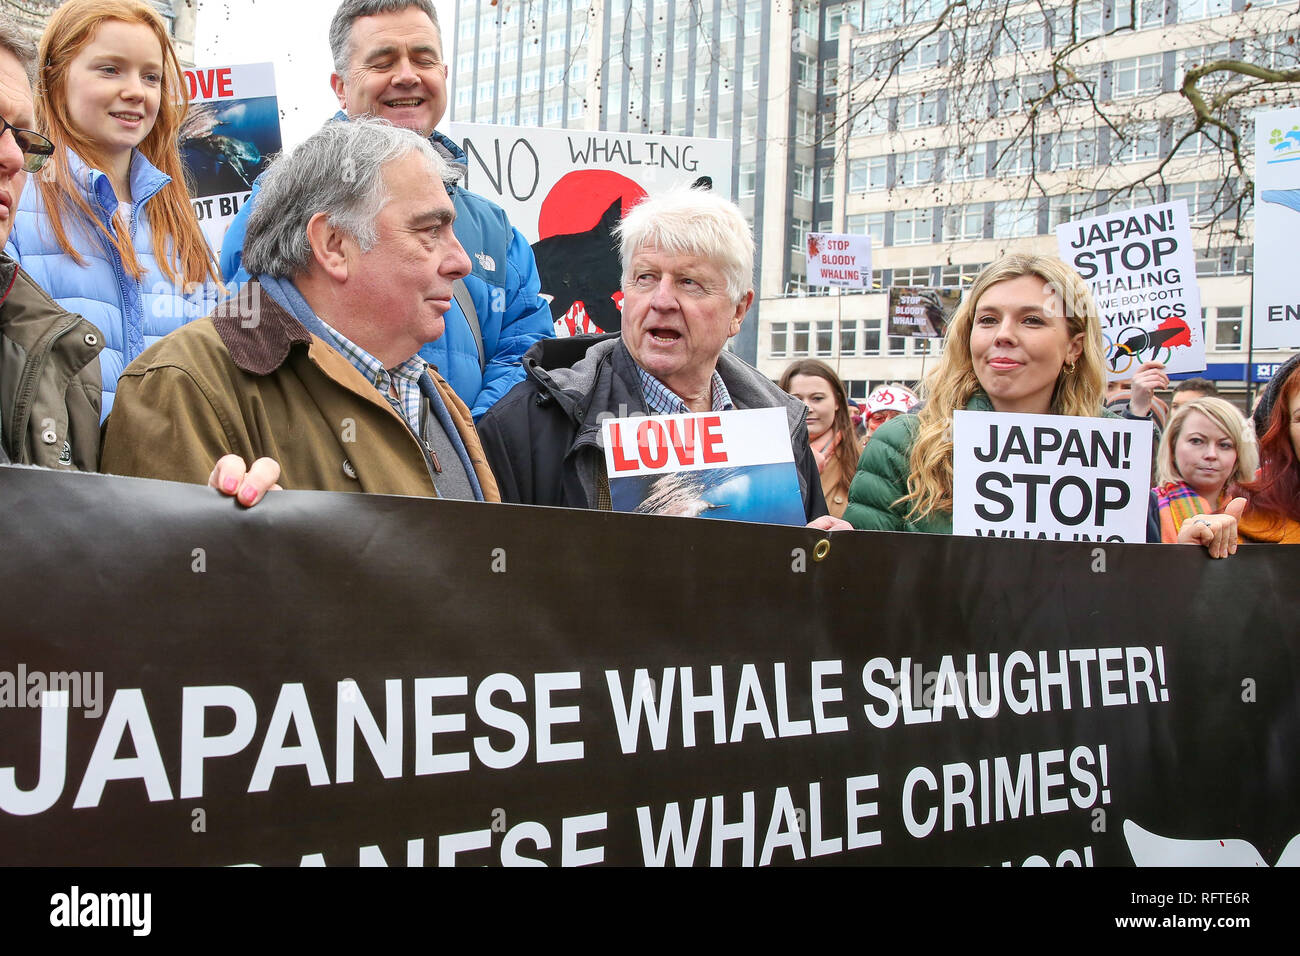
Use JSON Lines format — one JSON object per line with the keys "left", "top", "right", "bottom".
{"left": 100, "top": 286, "right": 499, "bottom": 500}
{"left": 0, "top": 254, "right": 103, "bottom": 470}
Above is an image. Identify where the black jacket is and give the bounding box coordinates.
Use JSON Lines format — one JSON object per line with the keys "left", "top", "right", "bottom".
{"left": 477, "top": 333, "right": 829, "bottom": 521}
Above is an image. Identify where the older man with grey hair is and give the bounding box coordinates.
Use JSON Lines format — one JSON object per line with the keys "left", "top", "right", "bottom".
{"left": 102, "top": 117, "right": 499, "bottom": 502}
{"left": 478, "top": 186, "right": 841, "bottom": 529}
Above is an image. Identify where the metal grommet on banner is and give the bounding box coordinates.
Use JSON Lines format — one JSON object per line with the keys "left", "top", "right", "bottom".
{"left": 41, "top": 427, "right": 57, "bottom": 444}
{"left": 813, "top": 538, "right": 831, "bottom": 561}
{"left": 83, "top": 332, "right": 98, "bottom": 347}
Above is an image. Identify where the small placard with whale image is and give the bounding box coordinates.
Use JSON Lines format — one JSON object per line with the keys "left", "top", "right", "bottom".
{"left": 601, "top": 408, "right": 807, "bottom": 526}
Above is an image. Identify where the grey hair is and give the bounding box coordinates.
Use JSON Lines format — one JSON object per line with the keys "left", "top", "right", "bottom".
{"left": 614, "top": 186, "right": 754, "bottom": 305}
{"left": 242, "top": 116, "right": 454, "bottom": 279}
{"left": 0, "top": 13, "right": 36, "bottom": 83}
{"left": 329, "top": 0, "right": 440, "bottom": 75}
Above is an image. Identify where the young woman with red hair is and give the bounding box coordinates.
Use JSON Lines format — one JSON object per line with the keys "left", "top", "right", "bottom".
{"left": 1234, "top": 355, "right": 1300, "bottom": 543}
{"left": 5, "top": 0, "right": 220, "bottom": 419}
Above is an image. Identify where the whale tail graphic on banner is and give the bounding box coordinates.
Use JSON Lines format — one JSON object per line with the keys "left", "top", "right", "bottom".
{"left": 1123, "top": 820, "right": 1300, "bottom": 867}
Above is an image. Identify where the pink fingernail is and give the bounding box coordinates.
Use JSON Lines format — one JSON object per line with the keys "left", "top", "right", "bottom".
{"left": 240, "top": 486, "right": 257, "bottom": 504}
{"left": 223, "top": 477, "right": 237, "bottom": 493}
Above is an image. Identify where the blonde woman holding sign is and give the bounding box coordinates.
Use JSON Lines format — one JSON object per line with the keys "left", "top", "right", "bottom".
{"left": 845, "top": 254, "right": 1223, "bottom": 552}
{"left": 1150, "top": 397, "right": 1253, "bottom": 552}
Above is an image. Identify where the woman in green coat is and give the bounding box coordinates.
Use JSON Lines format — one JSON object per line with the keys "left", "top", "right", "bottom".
{"left": 846, "top": 254, "right": 1108, "bottom": 533}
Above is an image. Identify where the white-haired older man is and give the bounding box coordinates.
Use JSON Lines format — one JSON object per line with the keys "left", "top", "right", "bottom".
{"left": 102, "top": 118, "right": 498, "bottom": 502}
{"left": 478, "top": 187, "right": 842, "bottom": 528}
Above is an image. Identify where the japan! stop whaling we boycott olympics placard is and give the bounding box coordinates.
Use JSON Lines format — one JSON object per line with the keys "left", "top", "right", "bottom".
{"left": 1057, "top": 200, "right": 1206, "bottom": 382}
{"left": 1, "top": 467, "right": 1297, "bottom": 867}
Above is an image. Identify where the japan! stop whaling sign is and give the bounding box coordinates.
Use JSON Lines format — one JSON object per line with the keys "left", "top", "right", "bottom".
{"left": 1056, "top": 200, "right": 1205, "bottom": 381}
{"left": 806, "top": 233, "right": 872, "bottom": 289}
{"left": 1253, "top": 105, "right": 1300, "bottom": 350}
{"left": 952, "top": 411, "right": 1153, "bottom": 542}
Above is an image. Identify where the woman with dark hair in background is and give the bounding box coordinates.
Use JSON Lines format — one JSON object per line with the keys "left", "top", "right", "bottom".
{"left": 780, "top": 359, "right": 862, "bottom": 519}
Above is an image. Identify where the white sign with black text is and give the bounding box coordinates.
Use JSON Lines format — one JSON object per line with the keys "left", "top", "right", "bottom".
{"left": 806, "top": 233, "right": 872, "bottom": 289}
{"left": 1253, "top": 106, "right": 1300, "bottom": 350}
{"left": 952, "top": 411, "right": 1153, "bottom": 543}
{"left": 1057, "top": 200, "right": 1204, "bottom": 381}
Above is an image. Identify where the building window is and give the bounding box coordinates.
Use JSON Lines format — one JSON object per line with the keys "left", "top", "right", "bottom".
{"left": 848, "top": 155, "right": 888, "bottom": 192}
{"left": 839, "top": 318, "right": 859, "bottom": 355}
{"left": 792, "top": 321, "right": 810, "bottom": 354}
{"left": 893, "top": 208, "right": 935, "bottom": 246}
{"left": 898, "top": 92, "right": 939, "bottom": 130}
{"left": 1169, "top": 180, "right": 1234, "bottom": 224}
{"left": 796, "top": 54, "right": 816, "bottom": 91}
{"left": 994, "top": 75, "right": 1046, "bottom": 115}
{"left": 815, "top": 320, "right": 834, "bottom": 356}
{"left": 1052, "top": 128, "right": 1097, "bottom": 170}
{"left": 992, "top": 199, "right": 1038, "bottom": 238}
{"left": 846, "top": 212, "right": 886, "bottom": 244}
{"left": 1113, "top": 54, "right": 1164, "bottom": 99}
{"left": 862, "top": 317, "right": 882, "bottom": 355}
{"left": 791, "top": 217, "right": 811, "bottom": 254}
{"left": 992, "top": 139, "right": 1037, "bottom": 177}
{"left": 996, "top": 14, "right": 1046, "bottom": 56}
{"left": 850, "top": 99, "right": 890, "bottom": 137}
{"left": 1049, "top": 194, "right": 1098, "bottom": 229}
{"left": 1195, "top": 247, "right": 1252, "bottom": 277}
{"left": 793, "top": 162, "right": 814, "bottom": 200}
{"left": 941, "top": 262, "right": 987, "bottom": 286}
{"left": 1074, "top": 0, "right": 1104, "bottom": 38}
{"left": 819, "top": 165, "right": 836, "bottom": 198}
{"left": 943, "top": 204, "right": 985, "bottom": 241}
{"left": 739, "top": 162, "right": 756, "bottom": 197}
{"left": 948, "top": 144, "right": 988, "bottom": 181}
{"left": 796, "top": 110, "right": 817, "bottom": 146}
{"left": 895, "top": 150, "right": 936, "bottom": 187}
{"left": 892, "top": 266, "right": 933, "bottom": 286}
{"left": 547, "top": 29, "right": 565, "bottom": 51}
{"left": 1176, "top": 0, "right": 1232, "bottom": 23}
{"left": 899, "top": 32, "right": 942, "bottom": 74}
{"left": 771, "top": 323, "right": 789, "bottom": 358}
{"left": 1213, "top": 306, "right": 1243, "bottom": 351}
{"left": 522, "top": 71, "right": 539, "bottom": 93}
{"left": 822, "top": 61, "right": 839, "bottom": 97}
{"left": 1114, "top": 122, "right": 1161, "bottom": 163}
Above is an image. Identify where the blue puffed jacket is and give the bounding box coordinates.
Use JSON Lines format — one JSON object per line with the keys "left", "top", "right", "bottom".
{"left": 219, "top": 120, "right": 553, "bottom": 421}
{"left": 5, "top": 149, "right": 220, "bottom": 420}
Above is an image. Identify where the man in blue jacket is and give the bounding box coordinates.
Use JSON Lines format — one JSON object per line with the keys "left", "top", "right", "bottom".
{"left": 220, "top": 0, "right": 552, "bottom": 420}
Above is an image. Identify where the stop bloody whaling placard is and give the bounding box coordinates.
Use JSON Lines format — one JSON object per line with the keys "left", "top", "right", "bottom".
{"left": 600, "top": 408, "right": 807, "bottom": 526}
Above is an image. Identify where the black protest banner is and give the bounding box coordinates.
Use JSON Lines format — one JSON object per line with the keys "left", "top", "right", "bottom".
{"left": 1, "top": 467, "right": 1297, "bottom": 867}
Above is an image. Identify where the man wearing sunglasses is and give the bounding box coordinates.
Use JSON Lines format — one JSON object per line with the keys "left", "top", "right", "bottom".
{"left": 0, "top": 17, "right": 101, "bottom": 470}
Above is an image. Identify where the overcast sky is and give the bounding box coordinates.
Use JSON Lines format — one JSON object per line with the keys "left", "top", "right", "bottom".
{"left": 193, "top": 0, "right": 458, "bottom": 149}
